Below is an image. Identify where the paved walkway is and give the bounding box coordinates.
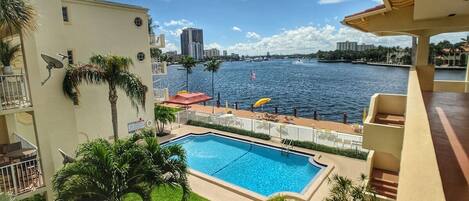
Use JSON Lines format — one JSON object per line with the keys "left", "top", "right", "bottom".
{"left": 164, "top": 104, "right": 360, "bottom": 135}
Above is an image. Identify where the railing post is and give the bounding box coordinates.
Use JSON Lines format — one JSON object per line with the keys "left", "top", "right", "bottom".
{"left": 314, "top": 111, "right": 318, "bottom": 120}
{"left": 10, "top": 164, "right": 18, "bottom": 195}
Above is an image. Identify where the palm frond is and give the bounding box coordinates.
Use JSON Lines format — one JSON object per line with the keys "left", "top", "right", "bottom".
{"left": 62, "top": 64, "right": 107, "bottom": 105}
{"left": 203, "top": 58, "right": 222, "bottom": 72}
{"left": 0, "top": 0, "right": 36, "bottom": 36}
{"left": 0, "top": 40, "right": 19, "bottom": 66}
{"left": 114, "top": 71, "right": 148, "bottom": 112}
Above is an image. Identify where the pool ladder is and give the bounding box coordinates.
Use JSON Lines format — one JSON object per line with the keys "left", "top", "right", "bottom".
{"left": 281, "top": 139, "right": 294, "bottom": 155}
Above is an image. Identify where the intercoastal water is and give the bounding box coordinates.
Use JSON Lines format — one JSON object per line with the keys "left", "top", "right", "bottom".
{"left": 156, "top": 59, "right": 465, "bottom": 123}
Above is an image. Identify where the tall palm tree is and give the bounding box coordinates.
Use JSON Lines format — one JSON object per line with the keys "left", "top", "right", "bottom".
{"left": 180, "top": 56, "right": 196, "bottom": 92}
{"left": 63, "top": 54, "right": 148, "bottom": 140}
{"left": 204, "top": 58, "right": 222, "bottom": 113}
{"left": 53, "top": 132, "right": 190, "bottom": 201}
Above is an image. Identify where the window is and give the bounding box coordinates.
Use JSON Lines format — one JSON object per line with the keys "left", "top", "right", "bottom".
{"left": 137, "top": 52, "right": 145, "bottom": 61}
{"left": 67, "top": 50, "right": 74, "bottom": 64}
{"left": 62, "top": 7, "right": 69, "bottom": 22}
{"left": 134, "top": 17, "right": 143, "bottom": 27}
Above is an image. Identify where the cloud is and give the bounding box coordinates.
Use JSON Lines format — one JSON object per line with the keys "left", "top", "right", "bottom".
{"left": 227, "top": 25, "right": 468, "bottom": 55}
{"left": 371, "top": 0, "right": 383, "bottom": 3}
{"left": 232, "top": 26, "right": 242, "bottom": 32}
{"left": 246, "top": 32, "right": 261, "bottom": 40}
{"left": 318, "top": 0, "right": 347, "bottom": 4}
{"left": 205, "top": 43, "right": 223, "bottom": 50}
{"left": 163, "top": 19, "right": 194, "bottom": 27}
{"left": 162, "top": 42, "right": 178, "bottom": 52}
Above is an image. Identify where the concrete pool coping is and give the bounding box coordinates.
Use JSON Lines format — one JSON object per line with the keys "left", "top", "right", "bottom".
{"left": 160, "top": 131, "right": 335, "bottom": 201}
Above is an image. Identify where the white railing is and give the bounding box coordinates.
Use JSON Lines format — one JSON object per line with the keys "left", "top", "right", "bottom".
{"left": 176, "top": 110, "right": 366, "bottom": 151}
{"left": 152, "top": 62, "right": 167, "bottom": 75}
{"left": 154, "top": 88, "right": 169, "bottom": 103}
{"left": 0, "top": 158, "right": 44, "bottom": 195}
{"left": 12, "top": 133, "right": 37, "bottom": 150}
{"left": 150, "top": 34, "right": 165, "bottom": 48}
{"left": 0, "top": 74, "right": 31, "bottom": 111}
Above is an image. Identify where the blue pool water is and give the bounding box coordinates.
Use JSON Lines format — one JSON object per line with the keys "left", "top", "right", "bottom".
{"left": 164, "top": 133, "right": 324, "bottom": 196}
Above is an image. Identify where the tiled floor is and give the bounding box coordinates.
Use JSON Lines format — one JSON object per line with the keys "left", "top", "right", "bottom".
{"left": 423, "top": 92, "right": 469, "bottom": 201}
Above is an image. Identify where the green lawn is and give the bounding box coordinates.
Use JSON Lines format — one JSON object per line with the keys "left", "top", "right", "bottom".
{"left": 124, "top": 185, "right": 209, "bottom": 201}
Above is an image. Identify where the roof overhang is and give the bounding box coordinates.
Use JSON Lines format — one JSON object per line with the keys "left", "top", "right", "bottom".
{"left": 342, "top": 0, "right": 469, "bottom": 37}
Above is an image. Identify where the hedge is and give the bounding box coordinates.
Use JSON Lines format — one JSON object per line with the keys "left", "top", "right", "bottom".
{"left": 187, "top": 120, "right": 271, "bottom": 140}
{"left": 283, "top": 139, "right": 368, "bottom": 160}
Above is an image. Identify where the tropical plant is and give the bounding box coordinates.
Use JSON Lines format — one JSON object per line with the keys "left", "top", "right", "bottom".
{"left": 180, "top": 56, "right": 196, "bottom": 92}
{"left": 62, "top": 54, "right": 148, "bottom": 140}
{"left": 0, "top": 0, "right": 36, "bottom": 36}
{"left": 203, "top": 58, "right": 222, "bottom": 113}
{"left": 0, "top": 193, "right": 14, "bottom": 201}
{"left": 325, "top": 174, "right": 376, "bottom": 201}
{"left": 154, "top": 105, "right": 177, "bottom": 136}
{"left": 150, "top": 47, "right": 162, "bottom": 60}
{"left": 53, "top": 131, "right": 190, "bottom": 201}
{"left": 0, "top": 40, "right": 19, "bottom": 67}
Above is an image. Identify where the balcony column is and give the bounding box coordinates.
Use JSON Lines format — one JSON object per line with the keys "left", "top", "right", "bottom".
{"left": 466, "top": 57, "right": 469, "bottom": 82}
{"left": 415, "top": 34, "right": 434, "bottom": 91}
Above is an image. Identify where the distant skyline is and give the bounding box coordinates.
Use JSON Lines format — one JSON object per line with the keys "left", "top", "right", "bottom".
{"left": 115, "top": 0, "right": 468, "bottom": 55}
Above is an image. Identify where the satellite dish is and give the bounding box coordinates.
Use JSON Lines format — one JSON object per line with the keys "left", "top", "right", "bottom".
{"left": 40, "top": 53, "right": 65, "bottom": 86}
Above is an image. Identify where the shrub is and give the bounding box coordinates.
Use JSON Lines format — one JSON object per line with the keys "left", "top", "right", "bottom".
{"left": 187, "top": 120, "right": 271, "bottom": 140}
{"left": 283, "top": 139, "right": 368, "bottom": 160}
{"left": 20, "top": 193, "right": 46, "bottom": 201}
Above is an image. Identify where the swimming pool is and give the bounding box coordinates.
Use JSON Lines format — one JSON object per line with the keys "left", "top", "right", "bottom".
{"left": 163, "top": 133, "right": 325, "bottom": 197}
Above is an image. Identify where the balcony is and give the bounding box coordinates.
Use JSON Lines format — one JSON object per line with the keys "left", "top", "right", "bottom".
{"left": 0, "top": 74, "right": 32, "bottom": 114}
{"left": 152, "top": 62, "right": 167, "bottom": 75}
{"left": 0, "top": 133, "right": 43, "bottom": 196}
{"left": 363, "top": 93, "right": 405, "bottom": 171}
{"left": 150, "top": 34, "right": 165, "bottom": 48}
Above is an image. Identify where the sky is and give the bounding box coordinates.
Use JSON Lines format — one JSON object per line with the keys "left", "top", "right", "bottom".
{"left": 115, "top": 0, "right": 468, "bottom": 55}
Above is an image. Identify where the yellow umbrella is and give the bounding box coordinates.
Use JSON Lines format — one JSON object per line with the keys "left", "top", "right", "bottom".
{"left": 177, "top": 90, "right": 188, "bottom": 94}
{"left": 254, "top": 98, "right": 271, "bottom": 108}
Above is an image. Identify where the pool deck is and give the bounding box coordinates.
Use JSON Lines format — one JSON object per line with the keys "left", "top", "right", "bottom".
{"left": 164, "top": 104, "right": 360, "bottom": 135}
{"left": 160, "top": 125, "right": 367, "bottom": 201}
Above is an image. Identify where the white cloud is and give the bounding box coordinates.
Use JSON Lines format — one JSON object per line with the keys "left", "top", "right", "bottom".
{"left": 318, "top": 0, "right": 347, "bottom": 4}
{"left": 205, "top": 43, "right": 223, "bottom": 50}
{"left": 227, "top": 25, "right": 468, "bottom": 55}
{"left": 232, "top": 26, "right": 242, "bottom": 32}
{"left": 371, "top": 0, "right": 383, "bottom": 3}
{"left": 162, "top": 42, "right": 178, "bottom": 52}
{"left": 163, "top": 19, "right": 194, "bottom": 27}
{"left": 246, "top": 32, "right": 261, "bottom": 40}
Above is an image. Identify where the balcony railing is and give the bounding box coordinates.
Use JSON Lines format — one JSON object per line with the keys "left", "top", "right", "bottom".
{"left": 0, "top": 158, "right": 44, "bottom": 195}
{"left": 150, "top": 34, "right": 165, "bottom": 48}
{"left": 0, "top": 133, "right": 43, "bottom": 196}
{"left": 0, "top": 74, "right": 31, "bottom": 111}
{"left": 152, "top": 62, "right": 167, "bottom": 75}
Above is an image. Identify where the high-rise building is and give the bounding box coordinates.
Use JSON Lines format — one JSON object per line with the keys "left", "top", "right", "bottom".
{"left": 336, "top": 41, "right": 358, "bottom": 51}
{"left": 223, "top": 50, "right": 228, "bottom": 56}
{"left": 337, "top": 41, "right": 375, "bottom": 51}
{"left": 357, "top": 43, "right": 376, "bottom": 51}
{"left": 180, "top": 28, "right": 204, "bottom": 60}
{"left": 204, "top": 48, "right": 220, "bottom": 58}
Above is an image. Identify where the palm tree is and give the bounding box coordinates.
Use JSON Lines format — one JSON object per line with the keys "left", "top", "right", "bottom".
{"left": 53, "top": 138, "right": 155, "bottom": 201}
{"left": 53, "top": 132, "right": 190, "bottom": 201}
{"left": 154, "top": 105, "right": 176, "bottom": 136}
{"left": 204, "top": 58, "right": 222, "bottom": 113}
{"left": 140, "top": 135, "right": 190, "bottom": 200}
{"left": 62, "top": 54, "right": 148, "bottom": 140}
{"left": 326, "top": 174, "right": 377, "bottom": 201}
{"left": 0, "top": 0, "right": 35, "bottom": 36}
{"left": 0, "top": 40, "right": 20, "bottom": 74}
{"left": 180, "top": 56, "right": 196, "bottom": 92}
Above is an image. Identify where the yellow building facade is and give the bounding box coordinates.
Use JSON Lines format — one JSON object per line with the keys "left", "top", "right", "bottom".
{"left": 0, "top": 0, "right": 162, "bottom": 199}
